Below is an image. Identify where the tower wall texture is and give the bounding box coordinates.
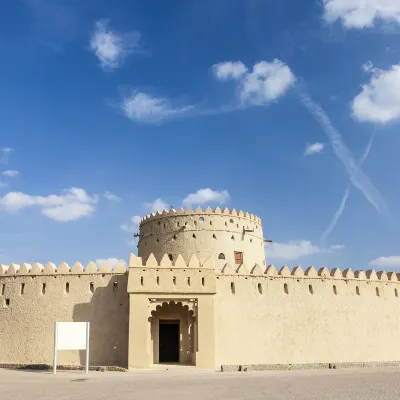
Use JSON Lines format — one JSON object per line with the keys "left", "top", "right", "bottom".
{"left": 138, "top": 206, "right": 266, "bottom": 268}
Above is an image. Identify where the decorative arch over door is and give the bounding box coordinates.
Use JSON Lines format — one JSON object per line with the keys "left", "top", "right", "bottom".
{"left": 148, "top": 299, "right": 197, "bottom": 365}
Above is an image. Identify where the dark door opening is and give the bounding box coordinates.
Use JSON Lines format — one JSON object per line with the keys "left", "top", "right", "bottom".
{"left": 159, "top": 320, "right": 180, "bottom": 363}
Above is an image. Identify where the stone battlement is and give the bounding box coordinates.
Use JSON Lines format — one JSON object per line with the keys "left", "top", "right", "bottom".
{"left": 0, "top": 260, "right": 127, "bottom": 276}
{"left": 140, "top": 206, "right": 262, "bottom": 225}
{"left": 129, "top": 253, "right": 215, "bottom": 269}
{"left": 129, "top": 253, "right": 399, "bottom": 283}
{"left": 2, "top": 257, "right": 397, "bottom": 284}
{"left": 128, "top": 253, "right": 216, "bottom": 294}
{"left": 220, "top": 264, "right": 400, "bottom": 282}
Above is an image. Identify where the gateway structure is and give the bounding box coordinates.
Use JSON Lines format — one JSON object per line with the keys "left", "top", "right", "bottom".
{"left": 1, "top": 206, "right": 400, "bottom": 371}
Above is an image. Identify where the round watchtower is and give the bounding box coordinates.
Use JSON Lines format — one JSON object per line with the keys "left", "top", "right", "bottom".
{"left": 137, "top": 206, "right": 266, "bottom": 268}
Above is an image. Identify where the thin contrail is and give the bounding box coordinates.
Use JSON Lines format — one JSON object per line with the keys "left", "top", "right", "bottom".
{"left": 321, "top": 131, "right": 376, "bottom": 245}
{"left": 298, "top": 88, "right": 390, "bottom": 218}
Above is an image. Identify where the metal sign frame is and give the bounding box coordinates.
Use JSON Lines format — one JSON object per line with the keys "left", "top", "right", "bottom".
{"left": 53, "top": 321, "right": 90, "bottom": 375}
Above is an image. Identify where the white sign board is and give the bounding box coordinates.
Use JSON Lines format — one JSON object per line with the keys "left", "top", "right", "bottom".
{"left": 57, "top": 322, "right": 88, "bottom": 350}
{"left": 53, "top": 322, "right": 90, "bottom": 375}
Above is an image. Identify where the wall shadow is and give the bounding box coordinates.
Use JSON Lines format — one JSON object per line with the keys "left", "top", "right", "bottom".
{"left": 73, "top": 274, "right": 129, "bottom": 368}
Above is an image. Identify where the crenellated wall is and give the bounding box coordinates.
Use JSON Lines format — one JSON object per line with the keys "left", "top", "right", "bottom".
{"left": 214, "top": 264, "right": 400, "bottom": 367}
{"left": 138, "top": 206, "right": 265, "bottom": 268}
{"left": 0, "top": 261, "right": 129, "bottom": 368}
{"left": 2, "top": 252, "right": 400, "bottom": 371}
{"left": 127, "top": 253, "right": 216, "bottom": 294}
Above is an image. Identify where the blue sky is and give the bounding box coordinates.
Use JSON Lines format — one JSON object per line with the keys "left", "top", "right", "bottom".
{"left": 1, "top": 0, "right": 400, "bottom": 271}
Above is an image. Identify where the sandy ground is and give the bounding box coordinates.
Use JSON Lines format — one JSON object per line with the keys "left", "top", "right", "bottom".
{"left": 1, "top": 367, "right": 400, "bottom": 400}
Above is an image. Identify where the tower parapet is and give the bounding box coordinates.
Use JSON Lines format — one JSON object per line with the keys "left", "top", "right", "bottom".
{"left": 137, "top": 206, "right": 265, "bottom": 268}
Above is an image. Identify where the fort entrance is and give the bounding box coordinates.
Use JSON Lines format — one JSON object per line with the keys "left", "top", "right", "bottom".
{"left": 150, "top": 300, "right": 196, "bottom": 365}
{"left": 159, "top": 320, "right": 179, "bottom": 363}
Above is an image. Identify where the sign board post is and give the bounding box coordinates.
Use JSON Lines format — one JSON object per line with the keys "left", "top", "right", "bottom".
{"left": 53, "top": 322, "right": 90, "bottom": 375}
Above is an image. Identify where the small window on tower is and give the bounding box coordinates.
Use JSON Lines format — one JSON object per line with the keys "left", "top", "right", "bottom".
{"left": 234, "top": 252, "right": 243, "bottom": 265}
{"left": 218, "top": 253, "right": 225, "bottom": 260}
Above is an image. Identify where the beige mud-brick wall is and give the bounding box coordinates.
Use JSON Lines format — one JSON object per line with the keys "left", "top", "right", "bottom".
{"left": 215, "top": 265, "right": 400, "bottom": 367}
{"left": 138, "top": 207, "right": 266, "bottom": 269}
{"left": 0, "top": 262, "right": 129, "bottom": 367}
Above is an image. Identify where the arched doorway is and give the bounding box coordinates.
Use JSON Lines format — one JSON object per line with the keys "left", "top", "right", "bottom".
{"left": 149, "top": 301, "right": 196, "bottom": 365}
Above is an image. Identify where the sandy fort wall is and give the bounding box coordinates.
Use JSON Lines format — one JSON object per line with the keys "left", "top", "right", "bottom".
{"left": 0, "top": 261, "right": 129, "bottom": 368}
{"left": 138, "top": 207, "right": 265, "bottom": 268}
{"left": 2, "top": 251, "right": 400, "bottom": 371}
{"left": 215, "top": 264, "right": 400, "bottom": 368}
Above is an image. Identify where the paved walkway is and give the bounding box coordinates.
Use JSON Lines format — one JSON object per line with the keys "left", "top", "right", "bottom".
{"left": 1, "top": 367, "right": 400, "bottom": 399}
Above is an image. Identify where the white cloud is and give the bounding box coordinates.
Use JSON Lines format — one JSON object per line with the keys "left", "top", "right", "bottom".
{"left": 121, "top": 92, "right": 194, "bottom": 124}
{"left": 362, "top": 61, "right": 375, "bottom": 73}
{"left": 120, "top": 215, "right": 141, "bottom": 233}
{"left": 42, "top": 203, "right": 95, "bottom": 222}
{"left": 213, "top": 61, "right": 248, "bottom": 80}
{"left": 96, "top": 258, "right": 126, "bottom": 269}
{"left": 2, "top": 170, "right": 19, "bottom": 177}
{"left": 143, "top": 198, "right": 169, "bottom": 213}
{"left": 266, "top": 240, "right": 343, "bottom": 261}
{"left": 323, "top": 0, "right": 400, "bottom": 29}
{"left": 352, "top": 64, "right": 400, "bottom": 124}
{"left": 241, "top": 61, "right": 296, "bottom": 105}
{"left": 103, "top": 191, "right": 121, "bottom": 201}
{"left": 213, "top": 59, "right": 296, "bottom": 106}
{"left": 368, "top": 256, "right": 400, "bottom": 268}
{"left": 182, "top": 188, "right": 230, "bottom": 208}
{"left": 0, "top": 188, "right": 98, "bottom": 222}
{"left": 89, "top": 19, "right": 140, "bottom": 70}
{"left": 329, "top": 244, "right": 345, "bottom": 251}
{"left": 304, "top": 142, "right": 324, "bottom": 156}
{"left": 120, "top": 60, "right": 292, "bottom": 124}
